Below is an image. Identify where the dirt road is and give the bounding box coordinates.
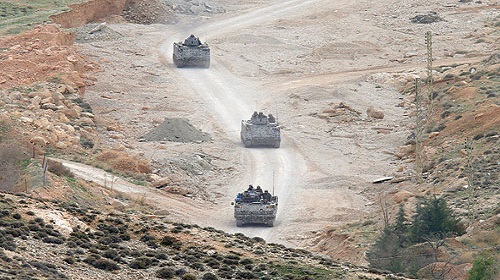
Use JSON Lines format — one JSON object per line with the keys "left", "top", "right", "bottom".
{"left": 69, "top": 0, "right": 498, "bottom": 252}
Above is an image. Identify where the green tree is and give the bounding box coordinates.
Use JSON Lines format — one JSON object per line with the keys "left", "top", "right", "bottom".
{"left": 410, "top": 196, "right": 465, "bottom": 243}
{"left": 393, "top": 204, "right": 410, "bottom": 248}
{"left": 468, "top": 252, "right": 499, "bottom": 280}
{"left": 366, "top": 225, "right": 406, "bottom": 273}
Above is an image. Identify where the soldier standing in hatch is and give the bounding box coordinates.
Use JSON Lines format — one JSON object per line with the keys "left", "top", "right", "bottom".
{"left": 256, "top": 185, "right": 263, "bottom": 193}
{"left": 262, "top": 190, "right": 272, "bottom": 203}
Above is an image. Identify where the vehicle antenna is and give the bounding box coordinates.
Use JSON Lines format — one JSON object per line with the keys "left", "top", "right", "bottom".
{"left": 275, "top": 103, "right": 279, "bottom": 123}
{"left": 272, "top": 170, "right": 275, "bottom": 196}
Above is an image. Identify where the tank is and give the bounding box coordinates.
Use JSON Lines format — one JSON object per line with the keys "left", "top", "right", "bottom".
{"left": 232, "top": 185, "right": 278, "bottom": 227}
{"left": 173, "top": 34, "right": 210, "bottom": 68}
{"left": 240, "top": 111, "right": 280, "bottom": 148}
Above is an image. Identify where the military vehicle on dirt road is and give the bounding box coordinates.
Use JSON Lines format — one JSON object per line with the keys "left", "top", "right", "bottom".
{"left": 241, "top": 111, "right": 281, "bottom": 148}
{"left": 232, "top": 185, "right": 278, "bottom": 227}
{"left": 173, "top": 34, "right": 210, "bottom": 68}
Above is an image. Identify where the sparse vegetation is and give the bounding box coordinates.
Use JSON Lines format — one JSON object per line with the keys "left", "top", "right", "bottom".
{"left": 367, "top": 196, "right": 466, "bottom": 276}
{"left": 468, "top": 252, "right": 499, "bottom": 280}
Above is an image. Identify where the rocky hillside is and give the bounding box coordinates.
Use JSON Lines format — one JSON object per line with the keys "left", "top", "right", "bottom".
{"left": 0, "top": 192, "right": 406, "bottom": 279}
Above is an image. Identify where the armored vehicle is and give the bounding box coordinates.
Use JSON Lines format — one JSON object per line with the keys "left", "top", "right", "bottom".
{"left": 240, "top": 111, "right": 280, "bottom": 148}
{"left": 232, "top": 185, "right": 278, "bottom": 227}
{"left": 173, "top": 34, "right": 210, "bottom": 68}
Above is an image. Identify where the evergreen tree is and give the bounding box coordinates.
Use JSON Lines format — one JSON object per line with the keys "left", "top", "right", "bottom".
{"left": 410, "top": 196, "right": 465, "bottom": 243}
{"left": 366, "top": 226, "right": 405, "bottom": 273}
{"left": 393, "top": 204, "right": 409, "bottom": 248}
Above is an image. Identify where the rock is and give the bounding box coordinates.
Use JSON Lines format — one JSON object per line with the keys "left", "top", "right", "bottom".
{"left": 61, "top": 108, "right": 80, "bottom": 119}
{"left": 366, "top": 106, "right": 384, "bottom": 119}
{"left": 108, "top": 132, "right": 124, "bottom": 139}
{"left": 152, "top": 177, "right": 172, "bottom": 189}
{"left": 153, "top": 209, "right": 169, "bottom": 216}
{"left": 36, "top": 88, "right": 52, "bottom": 99}
{"left": 41, "top": 97, "right": 54, "bottom": 104}
{"left": 19, "top": 117, "right": 33, "bottom": 123}
{"left": 52, "top": 91, "right": 65, "bottom": 105}
{"left": 404, "top": 51, "right": 418, "bottom": 58}
{"left": 111, "top": 200, "right": 127, "bottom": 211}
{"left": 395, "top": 144, "right": 414, "bottom": 159}
{"left": 34, "top": 117, "right": 51, "bottom": 129}
{"left": 55, "top": 141, "right": 68, "bottom": 149}
{"left": 393, "top": 190, "right": 414, "bottom": 203}
{"left": 69, "top": 136, "right": 80, "bottom": 144}
{"left": 429, "top": 131, "right": 440, "bottom": 139}
{"left": 58, "top": 114, "right": 70, "bottom": 123}
{"left": 30, "top": 136, "right": 49, "bottom": 147}
{"left": 31, "top": 96, "right": 42, "bottom": 105}
{"left": 77, "top": 117, "right": 95, "bottom": 126}
{"left": 81, "top": 112, "right": 95, "bottom": 119}
{"left": 41, "top": 103, "right": 58, "bottom": 110}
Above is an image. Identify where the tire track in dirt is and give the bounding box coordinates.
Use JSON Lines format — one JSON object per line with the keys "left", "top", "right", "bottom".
{"left": 158, "top": 0, "right": 337, "bottom": 242}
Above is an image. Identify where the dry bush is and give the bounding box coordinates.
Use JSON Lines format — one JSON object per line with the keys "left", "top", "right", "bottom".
{"left": 0, "top": 142, "right": 30, "bottom": 191}
{"left": 47, "top": 159, "right": 74, "bottom": 177}
{"left": 96, "top": 150, "right": 151, "bottom": 175}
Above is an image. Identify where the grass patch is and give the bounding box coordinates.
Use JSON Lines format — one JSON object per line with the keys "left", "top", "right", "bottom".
{"left": 267, "top": 263, "right": 344, "bottom": 279}
{"left": 0, "top": 0, "right": 86, "bottom": 35}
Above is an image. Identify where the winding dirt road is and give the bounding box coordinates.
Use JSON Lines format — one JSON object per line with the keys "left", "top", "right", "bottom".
{"left": 62, "top": 0, "right": 498, "bottom": 252}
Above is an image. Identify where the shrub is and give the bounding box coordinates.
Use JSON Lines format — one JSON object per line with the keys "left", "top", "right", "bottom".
{"left": 129, "top": 256, "right": 153, "bottom": 269}
{"left": 101, "top": 249, "right": 121, "bottom": 262}
{"left": 42, "top": 236, "right": 65, "bottom": 244}
{"left": 140, "top": 234, "right": 156, "bottom": 242}
{"left": 160, "top": 235, "right": 181, "bottom": 248}
{"left": 202, "top": 272, "right": 218, "bottom": 280}
{"left": 468, "top": 252, "right": 499, "bottom": 280}
{"left": 92, "top": 258, "right": 120, "bottom": 271}
{"left": 181, "top": 274, "right": 196, "bottom": 280}
{"left": 0, "top": 142, "right": 29, "bottom": 191}
{"left": 189, "top": 261, "right": 205, "bottom": 271}
{"left": 63, "top": 256, "right": 76, "bottom": 264}
{"left": 47, "top": 160, "right": 74, "bottom": 177}
{"left": 156, "top": 267, "right": 175, "bottom": 279}
{"left": 239, "top": 258, "right": 253, "bottom": 265}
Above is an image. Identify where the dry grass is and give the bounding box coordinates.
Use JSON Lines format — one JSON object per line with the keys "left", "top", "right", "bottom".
{"left": 96, "top": 149, "right": 151, "bottom": 175}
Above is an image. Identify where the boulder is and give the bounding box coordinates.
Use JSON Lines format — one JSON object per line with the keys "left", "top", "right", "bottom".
{"left": 429, "top": 131, "right": 440, "bottom": 139}
{"left": 55, "top": 141, "right": 68, "bottom": 149}
{"left": 34, "top": 117, "right": 52, "bottom": 129}
{"left": 393, "top": 190, "right": 414, "bottom": 203}
{"left": 395, "top": 144, "right": 414, "bottom": 159}
{"left": 30, "top": 136, "right": 48, "bottom": 147}
{"left": 41, "top": 103, "right": 58, "bottom": 110}
{"left": 78, "top": 117, "right": 94, "bottom": 126}
{"left": 61, "top": 107, "right": 80, "bottom": 119}
{"left": 31, "top": 95, "right": 42, "bottom": 106}
{"left": 366, "top": 106, "right": 384, "bottom": 119}
{"left": 19, "top": 117, "right": 33, "bottom": 124}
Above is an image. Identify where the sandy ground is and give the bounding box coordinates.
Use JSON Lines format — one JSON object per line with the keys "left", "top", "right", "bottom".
{"left": 69, "top": 0, "right": 499, "bottom": 254}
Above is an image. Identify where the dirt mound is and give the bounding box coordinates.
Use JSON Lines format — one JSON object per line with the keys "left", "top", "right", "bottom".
{"left": 140, "top": 118, "right": 212, "bottom": 143}
{"left": 123, "top": 0, "right": 174, "bottom": 24}
{"left": 73, "top": 23, "right": 123, "bottom": 43}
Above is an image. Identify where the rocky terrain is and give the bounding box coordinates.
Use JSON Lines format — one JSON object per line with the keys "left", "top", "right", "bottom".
{"left": 0, "top": 0, "right": 499, "bottom": 279}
